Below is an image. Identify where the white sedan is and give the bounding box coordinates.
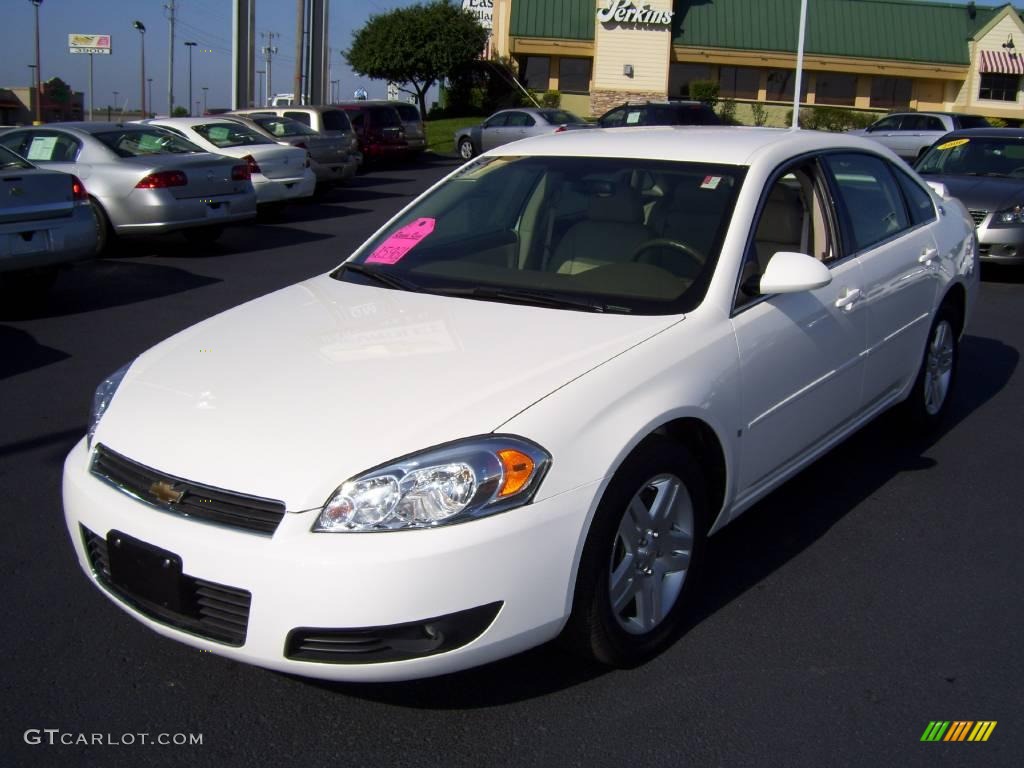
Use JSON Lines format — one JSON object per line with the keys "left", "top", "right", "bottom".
{"left": 64, "top": 127, "right": 977, "bottom": 682}
{"left": 143, "top": 117, "right": 315, "bottom": 205}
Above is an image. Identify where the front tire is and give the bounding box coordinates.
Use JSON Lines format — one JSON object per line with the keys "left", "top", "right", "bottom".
{"left": 904, "top": 304, "right": 959, "bottom": 428}
{"left": 458, "top": 138, "right": 475, "bottom": 160}
{"left": 560, "top": 439, "right": 707, "bottom": 666}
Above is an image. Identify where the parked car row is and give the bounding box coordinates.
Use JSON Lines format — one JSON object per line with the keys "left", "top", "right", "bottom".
{"left": 0, "top": 102, "right": 428, "bottom": 302}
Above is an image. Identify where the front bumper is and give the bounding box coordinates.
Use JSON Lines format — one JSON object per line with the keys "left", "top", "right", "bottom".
{"left": 62, "top": 438, "right": 597, "bottom": 682}
{"left": 974, "top": 213, "right": 1024, "bottom": 265}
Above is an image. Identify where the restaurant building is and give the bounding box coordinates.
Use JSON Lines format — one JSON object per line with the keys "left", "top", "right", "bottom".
{"left": 486, "top": 0, "right": 1024, "bottom": 122}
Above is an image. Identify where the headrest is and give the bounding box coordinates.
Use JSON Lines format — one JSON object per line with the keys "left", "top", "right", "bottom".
{"left": 757, "top": 185, "right": 804, "bottom": 245}
{"left": 587, "top": 185, "right": 643, "bottom": 224}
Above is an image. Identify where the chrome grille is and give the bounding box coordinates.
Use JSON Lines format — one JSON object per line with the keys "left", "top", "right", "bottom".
{"left": 91, "top": 444, "right": 286, "bottom": 535}
{"left": 81, "top": 525, "right": 251, "bottom": 646}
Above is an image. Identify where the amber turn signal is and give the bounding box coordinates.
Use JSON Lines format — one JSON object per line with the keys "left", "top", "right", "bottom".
{"left": 497, "top": 449, "right": 535, "bottom": 497}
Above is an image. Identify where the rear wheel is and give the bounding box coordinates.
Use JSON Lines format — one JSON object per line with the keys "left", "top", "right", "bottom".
{"left": 458, "top": 138, "right": 475, "bottom": 160}
{"left": 89, "top": 198, "right": 113, "bottom": 255}
{"left": 560, "top": 439, "right": 707, "bottom": 666}
{"left": 904, "top": 304, "right": 959, "bottom": 428}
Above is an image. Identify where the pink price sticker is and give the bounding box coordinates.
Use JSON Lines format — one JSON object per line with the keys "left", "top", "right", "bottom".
{"left": 366, "top": 217, "right": 436, "bottom": 265}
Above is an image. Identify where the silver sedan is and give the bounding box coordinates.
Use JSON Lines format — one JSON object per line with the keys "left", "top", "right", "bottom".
{"left": 454, "top": 108, "right": 591, "bottom": 160}
{"left": 0, "top": 123, "right": 257, "bottom": 250}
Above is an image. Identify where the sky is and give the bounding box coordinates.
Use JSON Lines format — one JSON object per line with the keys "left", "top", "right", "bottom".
{"left": 0, "top": 0, "right": 431, "bottom": 113}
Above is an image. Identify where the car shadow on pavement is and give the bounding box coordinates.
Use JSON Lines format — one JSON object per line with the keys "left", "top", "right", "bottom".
{"left": 303, "top": 333, "right": 1017, "bottom": 709}
{"left": 0, "top": 325, "right": 70, "bottom": 380}
{"left": 1, "top": 259, "right": 222, "bottom": 320}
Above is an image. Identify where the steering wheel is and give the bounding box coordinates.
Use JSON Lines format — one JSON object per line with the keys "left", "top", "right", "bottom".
{"left": 630, "top": 238, "right": 705, "bottom": 275}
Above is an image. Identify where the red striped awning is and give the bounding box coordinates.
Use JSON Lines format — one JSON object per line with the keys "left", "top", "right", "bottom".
{"left": 980, "top": 50, "right": 1024, "bottom": 75}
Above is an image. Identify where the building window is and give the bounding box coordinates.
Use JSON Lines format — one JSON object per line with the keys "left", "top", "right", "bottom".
{"left": 979, "top": 72, "right": 1020, "bottom": 102}
{"left": 814, "top": 72, "right": 857, "bottom": 106}
{"left": 558, "top": 58, "right": 592, "bottom": 94}
{"left": 870, "top": 77, "right": 912, "bottom": 108}
{"left": 521, "top": 57, "right": 550, "bottom": 91}
{"left": 670, "top": 63, "right": 711, "bottom": 99}
{"left": 765, "top": 69, "right": 808, "bottom": 102}
{"left": 719, "top": 66, "right": 760, "bottom": 99}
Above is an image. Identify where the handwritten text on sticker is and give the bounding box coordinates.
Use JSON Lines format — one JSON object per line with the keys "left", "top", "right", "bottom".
{"left": 936, "top": 138, "right": 970, "bottom": 151}
{"left": 366, "top": 218, "right": 436, "bottom": 265}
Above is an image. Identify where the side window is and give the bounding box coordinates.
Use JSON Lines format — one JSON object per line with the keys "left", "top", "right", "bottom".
{"left": 506, "top": 112, "right": 530, "bottom": 127}
{"left": 871, "top": 115, "right": 903, "bottom": 131}
{"left": 284, "top": 111, "right": 311, "bottom": 126}
{"left": 484, "top": 113, "right": 509, "bottom": 129}
{"left": 822, "top": 153, "right": 911, "bottom": 253}
{"left": 923, "top": 116, "right": 946, "bottom": 132}
{"left": 158, "top": 126, "right": 189, "bottom": 139}
{"left": 736, "top": 162, "right": 834, "bottom": 308}
{"left": 892, "top": 166, "right": 938, "bottom": 226}
{"left": 599, "top": 108, "right": 626, "bottom": 128}
{"left": 348, "top": 113, "right": 365, "bottom": 133}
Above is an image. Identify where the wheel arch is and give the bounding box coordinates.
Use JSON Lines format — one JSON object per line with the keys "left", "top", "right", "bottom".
{"left": 939, "top": 280, "right": 967, "bottom": 338}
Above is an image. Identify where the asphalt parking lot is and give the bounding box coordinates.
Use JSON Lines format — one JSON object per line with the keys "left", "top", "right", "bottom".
{"left": 1, "top": 154, "right": 1021, "bottom": 768}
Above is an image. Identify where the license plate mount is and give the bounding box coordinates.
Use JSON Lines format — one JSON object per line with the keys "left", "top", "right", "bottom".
{"left": 106, "top": 530, "right": 185, "bottom": 612}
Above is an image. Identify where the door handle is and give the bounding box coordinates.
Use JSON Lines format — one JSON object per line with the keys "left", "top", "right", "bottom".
{"left": 919, "top": 247, "right": 938, "bottom": 266}
{"left": 834, "top": 287, "right": 862, "bottom": 311}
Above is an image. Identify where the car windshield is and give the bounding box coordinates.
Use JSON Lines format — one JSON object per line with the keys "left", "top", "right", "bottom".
{"left": 916, "top": 136, "right": 1024, "bottom": 178}
{"left": 334, "top": 155, "right": 743, "bottom": 315}
{"left": 0, "top": 144, "right": 32, "bottom": 170}
{"left": 368, "top": 107, "right": 402, "bottom": 128}
{"left": 192, "top": 122, "right": 275, "bottom": 148}
{"left": 956, "top": 115, "right": 991, "bottom": 129}
{"left": 539, "top": 109, "right": 586, "bottom": 125}
{"left": 253, "top": 116, "right": 317, "bottom": 137}
{"left": 93, "top": 128, "right": 202, "bottom": 157}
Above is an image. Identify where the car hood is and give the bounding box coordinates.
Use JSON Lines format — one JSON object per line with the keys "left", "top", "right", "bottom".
{"left": 919, "top": 174, "right": 1024, "bottom": 211}
{"left": 95, "top": 276, "right": 679, "bottom": 510}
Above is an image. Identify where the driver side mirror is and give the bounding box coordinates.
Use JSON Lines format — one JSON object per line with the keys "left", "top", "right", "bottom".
{"left": 755, "top": 251, "right": 832, "bottom": 295}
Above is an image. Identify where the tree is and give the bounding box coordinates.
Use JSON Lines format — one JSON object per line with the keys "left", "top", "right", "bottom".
{"left": 44, "top": 77, "right": 72, "bottom": 104}
{"left": 345, "top": 1, "right": 488, "bottom": 119}
{"left": 171, "top": 106, "right": 189, "bottom": 117}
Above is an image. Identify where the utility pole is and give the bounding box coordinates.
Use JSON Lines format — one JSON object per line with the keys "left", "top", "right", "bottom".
{"left": 147, "top": 78, "right": 153, "bottom": 119}
{"left": 261, "top": 32, "right": 279, "bottom": 107}
{"left": 184, "top": 41, "right": 196, "bottom": 115}
{"left": 294, "top": 0, "right": 304, "bottom": 105}
{"left": 30, "top": 0, "right": 43, "bottom": 124}
{"left": 165, "top": 0, "right": 176, "bottom": 115}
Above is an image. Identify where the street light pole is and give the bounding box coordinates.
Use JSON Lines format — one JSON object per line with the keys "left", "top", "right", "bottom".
{"left": 133, "top": 21, "right": 147, "bottom": 117}
{"left": 184, "top": 41, "right": 196, "bottom": 115}
{"left": 201, "top": 86, "right": 208, "bottom": 114}
{"left": 30, "top": 0, "right": 43, "bottom": 123}
{"left": 147, "top": 78, "right": 153, "bottom": 118}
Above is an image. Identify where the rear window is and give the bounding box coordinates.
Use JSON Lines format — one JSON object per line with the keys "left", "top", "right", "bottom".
{"left": 955, "top": 115, "right": 991, "bottom": 129}
{"left": 368, "top": 107, "right": 402, "bottom": 128}
{"left": 392, "top": 104, "right": 421, "bottom": 123}
{"left": 0, "top": 144, "right": 32, "bottom": 170}
{"left": 253, "top": 116, "right": 317, "bottom": 137}
{"left": 192, "top": 122, "right": 274, "bottom": 148}
{"left": 321, "top": 110, "right": 352, "bottom": 132}
{"left": 93, "top": 128, "right": 202, "bottom": 157}
{"left": 539, "top": 109, "right": 586, "bottom": 125}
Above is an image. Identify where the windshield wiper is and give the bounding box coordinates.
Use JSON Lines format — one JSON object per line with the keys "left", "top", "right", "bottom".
{"left": 338, "top": 262, "right": 422, "bottom": 292}
{"left": 430, "top": 285, "right": 626, "bottom": 313}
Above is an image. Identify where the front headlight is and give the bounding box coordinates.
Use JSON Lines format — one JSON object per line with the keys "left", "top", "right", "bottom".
{"left": 87, "top": 362, "right": 131, "bottom": 449}
{"left": 993, "top": 205, "right": 1024, "bottom": 226}
{"left": 313, "top": 436, "right": 551, "bottom": 532}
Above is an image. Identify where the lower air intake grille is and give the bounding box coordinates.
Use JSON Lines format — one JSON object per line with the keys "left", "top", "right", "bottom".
{"left": 81, "top": 525, "right": 251, "bottom": 647}
{"left": 90, "top": 444, "right": 286, "bottom": 535}
{"left": 285, "top": 602, "right": 502, "bottom": 664}
{"left": 969, "top": 209, "right": 988, "bottom": 227}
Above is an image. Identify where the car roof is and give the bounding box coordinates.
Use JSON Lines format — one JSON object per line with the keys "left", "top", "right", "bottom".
{"left": 931, "top": 127, "right": 1024, "bottom": 138}
{"left": 486, "top": 125, "right": 890, "bottom": 166}
{"left": 146, "top": 117, "right": 239, "bottom": 126}
{"left": 9, "top": 122, "right": 141, "bottom": 134}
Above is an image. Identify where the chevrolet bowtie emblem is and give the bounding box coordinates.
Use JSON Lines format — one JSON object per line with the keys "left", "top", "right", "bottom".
{"left": 149, "top": 480, "right": 185, "bottom": 504}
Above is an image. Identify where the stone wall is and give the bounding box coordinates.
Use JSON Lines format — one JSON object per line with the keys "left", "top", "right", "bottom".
{"left": 589, "top": 88, "right": 667, "bottom": 116}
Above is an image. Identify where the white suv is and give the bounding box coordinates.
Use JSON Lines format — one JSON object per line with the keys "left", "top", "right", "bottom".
{"left": 848, "top": 112, "right": 991, "bottom": 161}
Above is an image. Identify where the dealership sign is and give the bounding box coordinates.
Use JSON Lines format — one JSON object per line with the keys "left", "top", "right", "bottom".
{"left": 597, "top": 1, "right": 673, "bottom": 26}
{"left": 461, "top": 0, "right": 493, "bottom": 30}
{"left": 68, "top": 34, "right": 111, "bottom": 55}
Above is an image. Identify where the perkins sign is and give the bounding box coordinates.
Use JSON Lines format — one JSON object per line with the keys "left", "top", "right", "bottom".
{"left": 597, "top": 1, "right": 674, "bottom": 26}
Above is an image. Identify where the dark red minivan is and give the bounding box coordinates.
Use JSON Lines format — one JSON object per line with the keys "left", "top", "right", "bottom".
{"left": 334, "top": 103, "right": 410, "bottom": 164}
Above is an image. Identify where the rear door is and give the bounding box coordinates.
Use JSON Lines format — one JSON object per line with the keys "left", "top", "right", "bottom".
{"left": 822, "top": 153, "right": 940, "bottom": 407}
